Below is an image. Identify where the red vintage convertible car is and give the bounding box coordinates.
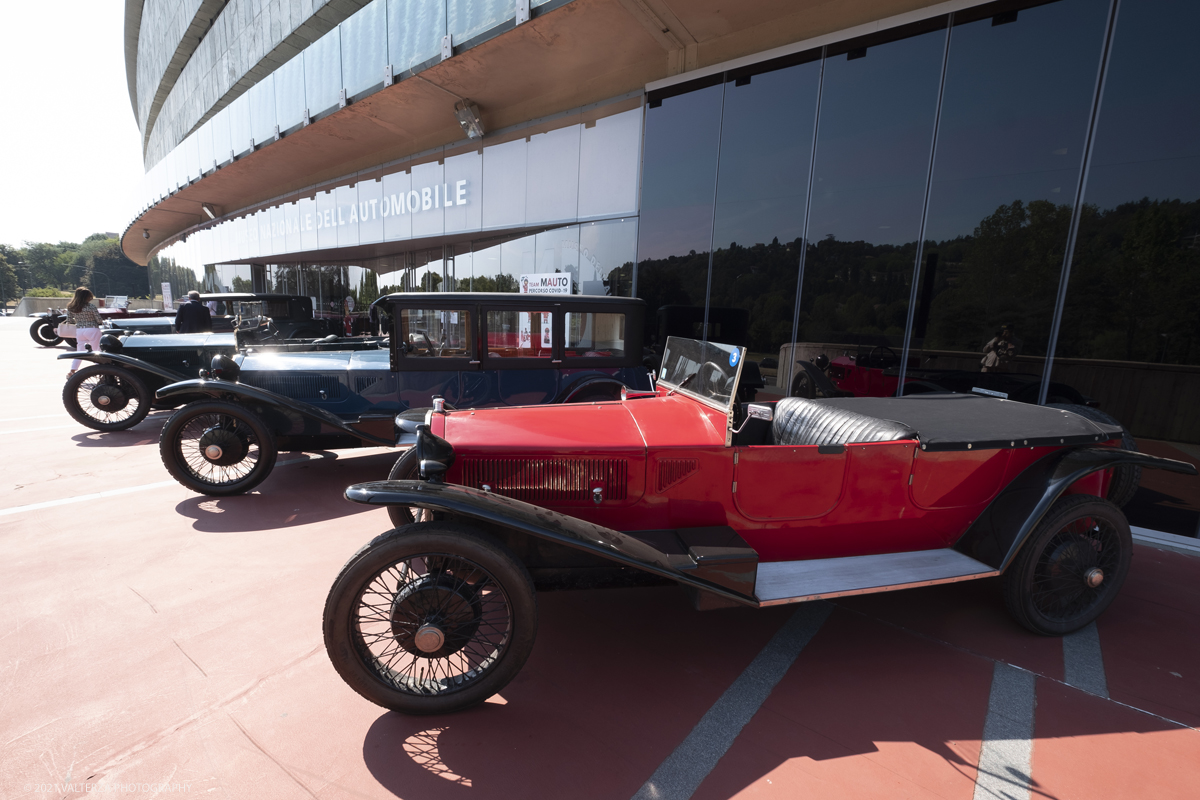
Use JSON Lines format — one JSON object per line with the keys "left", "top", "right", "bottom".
{"left": 323, "top": 337, "right": 1196, "bottom": 715}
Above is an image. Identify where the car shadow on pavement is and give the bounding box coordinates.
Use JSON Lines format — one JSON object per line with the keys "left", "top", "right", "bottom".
{"left": 353, "top": 583, "right": 1196, "bottom": 800}
{"left": 70, "top": 415, "right": 170, "bottom": 447}
{"left": 172, "top": 449, "right": 398, "bottom": 532}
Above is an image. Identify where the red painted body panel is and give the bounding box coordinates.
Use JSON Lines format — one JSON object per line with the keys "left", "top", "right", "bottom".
{"left": 430, "top": 396, "right": 1105, "bottom": 563}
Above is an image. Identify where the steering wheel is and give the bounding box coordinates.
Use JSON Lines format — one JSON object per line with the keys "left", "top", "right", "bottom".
{"left": 867, "top": 345, "right": 899, "bottom": 369}
{"left": 421, "top": 332, "right": 439, "bottom": 357}
{"left": 255, "top": 318, "right": 280, "bottom": 341}
{"left": 694, "top": 361, "right": 729, "bottom": 397}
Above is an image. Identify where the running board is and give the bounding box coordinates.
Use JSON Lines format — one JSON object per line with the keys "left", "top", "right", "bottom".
{"left": 755, "top": 549, "right": 998, "bottom": 606}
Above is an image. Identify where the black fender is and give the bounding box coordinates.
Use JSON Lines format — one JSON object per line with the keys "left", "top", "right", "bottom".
{"left": 56, "top": 350, "right": 187, "bottom": 383}
{"left": 954, "top": 445, "right": 1197, "bottom": 571}
{"left": 553, "top": 375, "right": 626, "bottom": 403}
{"left": 156, "top": 378, "right": 395, "bottom": 446}
{"left": 344, "top": 480, "right": 759, "bottom": 607}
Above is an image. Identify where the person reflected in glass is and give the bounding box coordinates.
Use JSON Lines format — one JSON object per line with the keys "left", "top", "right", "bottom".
{"left": 65, "top": 287, "right": 103, "bottom": 378}
{"left": 981, "top": 324, "right": 1021, "bottom": 372}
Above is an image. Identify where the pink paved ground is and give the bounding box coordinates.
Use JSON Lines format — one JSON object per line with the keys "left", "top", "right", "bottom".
{"left": 2, "top": 315, "right": 1199, "bottom": 799}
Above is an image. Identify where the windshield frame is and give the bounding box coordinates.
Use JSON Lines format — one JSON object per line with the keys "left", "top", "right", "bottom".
{"left": 655, "top": 336, "right": 747, "bottom": 419}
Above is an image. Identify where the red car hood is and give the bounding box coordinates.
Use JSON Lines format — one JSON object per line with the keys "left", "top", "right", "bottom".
{"left": 441, "top": 401, "right": 646, "bottom": 456}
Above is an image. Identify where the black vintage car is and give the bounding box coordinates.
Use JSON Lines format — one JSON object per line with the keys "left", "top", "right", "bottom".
{"left": 28, "top": 303, "right": 175, "bottom": 347}
{"left": 107, "top": 293, "right": 327, "bottom": 339}
{"left": 152, "top": 293, "right": 652, "bottom": 496}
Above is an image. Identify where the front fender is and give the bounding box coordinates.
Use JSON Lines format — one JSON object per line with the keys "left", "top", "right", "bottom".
{"left": 57, "top": 350, "right": 186, "bottom": 383}
{"left": 157, "top": 378, "right": 394, "bottom": 446}
{"left": 345, "top": 480, "right": 758, "bottom": 606}
{"left": 954, "top": 446, "right": 1197, "bottom": 571}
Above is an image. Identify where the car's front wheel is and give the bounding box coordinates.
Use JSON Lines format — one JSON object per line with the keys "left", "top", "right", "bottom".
{"left": 1003, "top": 494, "right": 1132, "bottom": 636}
{"left": 160, "top": 400, "right": 277, "bottom": 495}
{"left": 29, "top": 318, "right": 62, "bottom": 346}
{"left": 323, "top": 522, "right": 537, "bottom": 715}
{"left": 63, "top": 365, "right": 152, "bottom": 431}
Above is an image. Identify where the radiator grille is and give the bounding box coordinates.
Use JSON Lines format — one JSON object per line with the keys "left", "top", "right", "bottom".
{"left": 460, "top": 457, "right": 628, "bottom": 503}
{"left": 656, "top": 458, "right": 698, "bottom": 492}
{"left": 242, "top": 374, "right": 344, "bottom": 400}
{"left": 355, "top": 375, "right": 397, "bottom": 395}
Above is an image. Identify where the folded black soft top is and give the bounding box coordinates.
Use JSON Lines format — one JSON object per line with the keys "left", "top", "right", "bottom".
{"left": 814, "top": 394, "right": 1122, "bottom": 452}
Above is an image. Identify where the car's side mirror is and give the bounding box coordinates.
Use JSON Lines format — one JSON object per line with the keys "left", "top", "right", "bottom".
{"left": 732, "top": 403, "right": 773, "bottom": 434}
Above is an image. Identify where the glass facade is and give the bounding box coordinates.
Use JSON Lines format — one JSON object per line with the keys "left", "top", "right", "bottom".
{"left": 636, "top": 0, "right": 1200, "bottom": 538}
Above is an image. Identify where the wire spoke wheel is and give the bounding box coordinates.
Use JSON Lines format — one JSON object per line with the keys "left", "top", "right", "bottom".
{"left": 63, "top": 365, "right": 151, "bottom": 431}
{"left": 160, "top": 401, "right": 277, "bottom": 496}
{"left": 1004, "top": 494, "right": 1131, "bottom": 636}
{"left": 324, "top": 523, "right": 537, "bottom": 715}
{"left": 354, "top": 552, "right": 512, "bottom": 697}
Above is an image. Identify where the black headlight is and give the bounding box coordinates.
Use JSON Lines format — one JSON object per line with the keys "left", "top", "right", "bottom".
{"left": 99, "top": 334, "right": 124, "bottom": 353}
{"left": 209, "top": 354, "right": 240, "bottom": 381}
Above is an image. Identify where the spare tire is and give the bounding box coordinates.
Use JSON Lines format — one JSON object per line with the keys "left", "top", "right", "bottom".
{"left": 1047, "top": 403, "right": 1141, "bottom": 508}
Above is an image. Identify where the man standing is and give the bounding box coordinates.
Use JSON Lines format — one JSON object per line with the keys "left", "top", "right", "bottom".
{"left": 981, "top": 324, "right": 1020, "bottom": 372}
{"left": 174, "top": 290, "right": 213, "bottom": 333}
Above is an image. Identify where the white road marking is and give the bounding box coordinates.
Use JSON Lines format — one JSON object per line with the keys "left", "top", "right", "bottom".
{"left": 972, "top": 662, "right": 1036, "bottom": 800}
{"left": 0, "top": 414, "right": 67, "bottom": 422}
{"left": 1062, "top": 621, "right": 1109, "bottom": 698}
{"left": 0, "top": 424, "right": 81, "bottom": 435}
{"left": 631, "top": 602, "right": 832, "bottom": 800}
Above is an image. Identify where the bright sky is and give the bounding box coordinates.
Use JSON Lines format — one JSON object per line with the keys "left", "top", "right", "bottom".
{"left": 0, "top": 0, "right": 145, "bottom": 249}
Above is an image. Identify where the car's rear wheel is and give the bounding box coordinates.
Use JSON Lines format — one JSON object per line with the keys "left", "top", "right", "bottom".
{"left": 386, "top": 448, "right": 424, "bottom": 529}
{"left": 1047, "top": 403, "right": 1141, "bottom": 508}
{"left": 63, "top": 365, "right": 151, "bottom": 431}
{"left": 1003, "top": 494, "right": 1131, "bottom": 636}
{"left": 323, "top": 522, "right": 537, "bottom": 715}
{"left": 30, "top": 318, "right": 62, "bottom": 346}
{"left": 160, "top": 400, "right": 277, "bottom": 495}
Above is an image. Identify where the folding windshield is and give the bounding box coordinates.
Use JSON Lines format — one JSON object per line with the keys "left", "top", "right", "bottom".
{"left": 656, "top": 336, "right": 747, "bottom": 414}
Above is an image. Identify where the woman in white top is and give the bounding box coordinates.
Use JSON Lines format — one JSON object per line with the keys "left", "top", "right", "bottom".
{"left": 65, "top": 287, "right": 104, "bottom": 376}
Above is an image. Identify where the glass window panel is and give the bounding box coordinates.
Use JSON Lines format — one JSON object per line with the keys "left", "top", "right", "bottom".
{"left": 579, "top": 108, "right": 642, "bottom": 219}
{"left": 210, "top": 105, "right": 232, "bottom": 166}
{"left": 483, "top": 138, "right": 528, "bottom": 230}
{"left": 470, "top": 241, "right": 508, "bottom": 291}
{"left": 709, "top": 54, "right": 821, "bottom": 386}
{"left": 532, "top": 226, "right": 580, "bottom": 293}
{"left": 183, "top": 133, "right": 200, "bottom": 183}
{"left": 447, "top": 0, "right": 512, "bottom": 44}
{"left": 1051, "top": 0, "right": 1200, "bottom": 538}
{"left": 228, "top": 95, "right": 252, "bottom": 157}
{"left": 579, "top": 217, "right": 637, "bottom": 297}
{"left": 336, "top": 184, "right": 361, "bottom": 247}
{"left": 298, "top": 196, "right": 318, "bottom": 251}
{"left": 410, "top": 160, "right": 445, "bottom": 238}
{"left": 341, "top": 0, "right": 388, "bottom": 99}
{"left": 526, "top": 125, "right": 580, "bottom": 224}
{"left": 274, "top": 56, "right": 307, "bottom": 132}
{"left": 197, "top": 121, "right": 214, "bottom": 174}
{"left": 317, "top": 190, "right": 339, "bottom": 249}
{"left": 910, "top": 0, "right": 1109, "bottom": 367}
{"left": 304, "top": 27, "right": 343, "bottom": 117}
{"left": 798, "top": 24, "right": 946, "bottom": 357}
{"left": 387, "top": 0, "right": 445, "bottom": 77}
{"left": 382, "top": 170, "right": 413, "bottom": 241}
{"left": 256, "top": 210, "right": 272, "bottom": 258}
{"left": 164, "top": 149, "right": 178, "bottom": 193}
{"left": 451, "top": 246, "right": 472, "bottom": 291}
{"left": 358, "top": 178, "right": 385, "bottom": 244}
{"left": 566, "top": 312, "right": 627, "bottom": 356}
{"left": 398, "top": 308, "right": 473, "bottom": 356}
{"left": 445, "top": 150, "right": 482, "bottom": 233}
{"left": 636, "top": 79, "right": 723, "bottom": 351}
{"left": 486, "top": 309, "right": 554, "bottom": 358}
{"left": 502, "top": 235, "right": 533, "bottom": 290}
{"left": 248, "top": 74, "right": 276, "bottom": 146}
{"left": 270, "top": 206, "right": 286, "bottom": 255}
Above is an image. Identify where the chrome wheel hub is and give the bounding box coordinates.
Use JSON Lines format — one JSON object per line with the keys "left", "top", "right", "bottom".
{"left": 96, "top": 395, "right": 111, "bottom": 406}
{"left": 1085, "top": 567, "right": 1104, "bottom": 588}
{"left": 413, "top": 624, "right": 446, "bottom": 654}
{"left": 204, "top": 444, "right": 224, "bottom": 460}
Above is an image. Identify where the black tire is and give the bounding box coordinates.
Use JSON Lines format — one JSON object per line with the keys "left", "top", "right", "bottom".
{"left": 386, "top": 447, "right": 422, "bottom": 529}
{"left": 65, "top": 338, "right": 77, "bottom": 349}
{"left": 63, "top": 365, "right": 152, "bottom": 431}
{"left": 323, "top": 521, "right": 538, "bottom": 715}
{"left": 1047, "top": 403, "right": 1141, "bottom": 508}
{"left": 1003, "top": 494, "right": 1132, "bottom": 636}
{"left": 30, "top": 318, "right": 62, "bottom": 346}
{"left": 159, "top": 400, "right": 277, "bottom": 495}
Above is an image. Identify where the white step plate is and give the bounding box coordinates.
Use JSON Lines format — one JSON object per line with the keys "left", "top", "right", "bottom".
{"left": 755, "top": 548, "right": 997, "bottom": 606}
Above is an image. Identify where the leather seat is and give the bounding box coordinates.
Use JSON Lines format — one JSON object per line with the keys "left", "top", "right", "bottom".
{"left": 772, "top": 397, "right": 917, "bottom": 447}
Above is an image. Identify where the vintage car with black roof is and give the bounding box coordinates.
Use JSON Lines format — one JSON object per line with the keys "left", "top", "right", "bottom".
{"left": 321, "top": 335, "right": 1197, "bottom": 716}
{"left": 106, "top": 293, "right": 328, "bottom": 339}
{"left": 28, "top": 298, "right": 175, "bottom": 347}
{"left": 151, "top": 293, "right": 652, "bottom": 496}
